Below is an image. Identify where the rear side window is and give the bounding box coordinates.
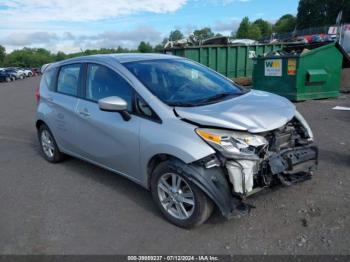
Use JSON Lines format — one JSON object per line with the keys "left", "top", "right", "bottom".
{"left": 41, "top": 68, "right": 57, "bottom": 91}
{"left": 86, "top": 64, "right": 133, "bottom": 111}
{"left": 57, "top": 64, "right": 81, "bottom": 96}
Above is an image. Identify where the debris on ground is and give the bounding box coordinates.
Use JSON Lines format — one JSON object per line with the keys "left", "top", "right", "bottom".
{"left": 332, "top": 106, "right": 350, "bottom": 110}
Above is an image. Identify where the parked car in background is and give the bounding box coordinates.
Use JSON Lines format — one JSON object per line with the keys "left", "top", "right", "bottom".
{"left": 0, "top": 70, "right": 15, "bottom": 82}
{"left": 23, "top": 68, "right": 34, "bottom": 77}
{"left": 31, "top": 68, "right": 41, "bottom": 75}
{"left": 12, "top": 68, "right": 26, "bottom": 77}
{"left": 35, "top": 54, "right": 318, "bottom": 228}
{"left": 4, "top": 68, "right": 25, "bottom": 80}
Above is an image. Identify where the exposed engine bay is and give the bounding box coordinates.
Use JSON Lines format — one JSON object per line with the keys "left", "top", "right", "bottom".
{"left": 195, "top": 112, "right": 318, "bottom": 197}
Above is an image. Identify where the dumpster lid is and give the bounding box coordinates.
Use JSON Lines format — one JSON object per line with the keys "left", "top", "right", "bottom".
{"left": 307, "top": 69, "right": 328, "bottom": 83}
{"left": 284, "top": 42, "right": 350, "bottom": 68}
{"left": 307, "top": 69, "right": 327, "bottom": 75}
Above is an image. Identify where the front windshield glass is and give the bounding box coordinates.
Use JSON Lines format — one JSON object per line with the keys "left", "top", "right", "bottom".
{"left": 123, "top": 59, "right": 245, "bottom": 106}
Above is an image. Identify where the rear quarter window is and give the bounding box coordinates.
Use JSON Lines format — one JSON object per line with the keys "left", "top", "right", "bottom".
{"left": 57, "top": 64, "right": 81, "bottom": 97}
{"left": 41, "top": 68, "right": 57, "bottom": 91}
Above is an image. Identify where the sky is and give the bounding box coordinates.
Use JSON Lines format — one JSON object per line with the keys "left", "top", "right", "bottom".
{"left": 0, "top": 0, "right": 299, "bottom": 54}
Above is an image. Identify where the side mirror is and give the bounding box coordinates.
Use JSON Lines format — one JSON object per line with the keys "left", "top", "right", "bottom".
{"left": 98, "top": 96, "right": 131, "bottom": 121}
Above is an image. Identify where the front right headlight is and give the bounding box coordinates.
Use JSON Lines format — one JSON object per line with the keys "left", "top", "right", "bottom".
{"left": 295, "top": 111, "right": 314, "bottom": 141}
{"left": 196, "top": 128, "right": 267, "bottom": 159}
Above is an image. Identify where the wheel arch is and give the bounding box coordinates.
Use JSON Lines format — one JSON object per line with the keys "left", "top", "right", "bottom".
{"left": 35, "top": 119, "right": 46, "bottom": 130}
{"left": 147, "top": 153, "right": 182, "bottom": 189}
{"left": 148, "top": 155, "right": 238, "bottom": 218}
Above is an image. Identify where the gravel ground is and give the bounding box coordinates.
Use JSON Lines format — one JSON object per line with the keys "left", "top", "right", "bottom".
{"left": 0, "top": 77, "right": 349, "bottom": 255}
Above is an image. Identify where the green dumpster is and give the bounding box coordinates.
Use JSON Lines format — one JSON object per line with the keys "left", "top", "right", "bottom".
{"left": 252, "top": 43, "right": 347, "bottom": 101}
{"left": 165, "top": 43, "right": 284, "bottom": 78}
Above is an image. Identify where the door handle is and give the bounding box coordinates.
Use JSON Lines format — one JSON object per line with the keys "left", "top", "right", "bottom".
{"left": 78, "top": 109, "right": 90, "bottom": 117}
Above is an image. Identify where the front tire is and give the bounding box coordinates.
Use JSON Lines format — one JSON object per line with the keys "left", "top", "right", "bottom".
{"left": 151, "top": 161, "right": 213, "bottom": 228}
{"left": 38, "top": 124, "right": 65, "bottom": 163}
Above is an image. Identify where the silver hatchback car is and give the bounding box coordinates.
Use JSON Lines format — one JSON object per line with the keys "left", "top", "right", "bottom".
{"left": 36, "top": 54, "right": 318, "bottom": 228}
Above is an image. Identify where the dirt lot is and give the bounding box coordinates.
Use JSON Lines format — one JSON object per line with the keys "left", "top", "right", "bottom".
{"left": 0, "top": 77, "right": 349, "bottom": 255}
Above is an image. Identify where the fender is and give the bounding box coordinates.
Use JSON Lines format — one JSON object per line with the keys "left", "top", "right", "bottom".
{"left": 168, "top": 158, "right": 246, "bottom": 218}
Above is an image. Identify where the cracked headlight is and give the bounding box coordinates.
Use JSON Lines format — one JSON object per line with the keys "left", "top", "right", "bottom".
{"left": 295, "top": 111, "right": 314, "bottom": 141}
{"left": 196, "top": 128, "right": 267, "bottom": 159}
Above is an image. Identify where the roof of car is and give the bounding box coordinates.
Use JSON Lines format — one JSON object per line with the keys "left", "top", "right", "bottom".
{"left": 111, "top": 53, "right": 180, "bottom": 63}
{"left": 55, "top": 53, "right": 180, "bottom": 65}
{"left": 44, "top": 53, "right": 183, "bottom": 73}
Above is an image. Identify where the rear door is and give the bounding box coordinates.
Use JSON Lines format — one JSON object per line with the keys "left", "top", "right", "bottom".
{"left": 49, "top": 63, "right": 82, "bottom": 154}
{"left": 74, "top": 63, "right": 141, "bottom": 180}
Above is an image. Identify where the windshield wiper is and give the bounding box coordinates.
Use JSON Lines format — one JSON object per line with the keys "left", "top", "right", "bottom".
{"left": 196, "top": 92, "right": 239, "bottom": 105}
{"left": 167, "top": 102, "right": 197, "bottom": 107}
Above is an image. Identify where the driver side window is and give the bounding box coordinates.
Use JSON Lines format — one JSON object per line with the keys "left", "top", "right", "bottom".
{"left": 86, "top": 64, "right": 133, "bottom": 111}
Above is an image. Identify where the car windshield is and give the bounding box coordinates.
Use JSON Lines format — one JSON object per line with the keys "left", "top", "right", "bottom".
{"left": 123, "top": 59, "right": 245, "bottom": 107}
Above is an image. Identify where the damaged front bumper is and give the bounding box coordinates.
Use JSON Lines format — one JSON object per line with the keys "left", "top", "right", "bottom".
{"left": 269, "top": 146, "right": 318, "bottom": 175}
{"left": 226, "top": 145, "right": 318, "bottom": 197}
{"left": 186, "top": 144, "right": 318, "bottom": 219}
{"left": 188, "top": 112, "right": 318, "bottom": 219}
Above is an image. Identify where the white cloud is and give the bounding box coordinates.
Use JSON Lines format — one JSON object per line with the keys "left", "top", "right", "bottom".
{"left": 1, "top": 26, "right": 163, "bottom": 53}
{"left": 77, "top": 26, "right": 163, "bottom": 50}
{"left": 192, "top": 0, "right": 251, "bottom": 6}
{"left": 220, "top": 0, "right": 251, "bottom": 4}
{"left": 0, "top": 0, "right": 184, "bottom": 52}
{"left": 213, "top": 19, "right": 240, "bottom": 33}
{"left": 2, "top": 32, "right": 58, "bottom": 46}
{"left": 0, "top": 0, "right": 187, "bottom": 23}
{"left": 0, "top": 0, "right": 255, "bottom": 53}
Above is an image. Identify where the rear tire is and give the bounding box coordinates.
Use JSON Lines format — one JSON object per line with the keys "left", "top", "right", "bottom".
{"left": 38, "top": 124, "right": 65, "bottom": 163}
{"left": 151, "top": 161, "right": 213, "bottom": 228}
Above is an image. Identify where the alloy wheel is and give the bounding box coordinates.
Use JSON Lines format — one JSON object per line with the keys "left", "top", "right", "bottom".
{"left": 157, "top": 173, "right": 195, "bottom": 220}
{"left": 41, "top": 130, "right": 55, "bottom": 158}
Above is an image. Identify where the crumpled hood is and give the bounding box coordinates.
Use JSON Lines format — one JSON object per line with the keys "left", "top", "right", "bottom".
{"left": 175, "top": 90, "right": 296, "bottom": 133}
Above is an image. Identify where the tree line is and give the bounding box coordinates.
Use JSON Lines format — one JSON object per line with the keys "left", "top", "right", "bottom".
{"left": 0, "top": 0, "right": 348, "bottom": 68}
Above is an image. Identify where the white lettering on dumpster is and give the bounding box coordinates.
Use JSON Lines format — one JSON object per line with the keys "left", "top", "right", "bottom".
{"left": 265, "top": 59, "right": 282, "bottom": 77}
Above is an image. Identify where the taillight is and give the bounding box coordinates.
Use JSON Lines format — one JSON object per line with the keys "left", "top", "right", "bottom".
{"left": 35, "top": 87, "right": 40, "bottom": 104}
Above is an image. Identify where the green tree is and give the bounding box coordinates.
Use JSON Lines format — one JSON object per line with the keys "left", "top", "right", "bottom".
{"left": 253, "top": 19, "right": 273, "bottom": 38}
{"left": 138, "top": 41, "right": 153, "bottom": 53}
{"left": 162, "top": 37, "right": 169, "bottom": 45}
{"left": 3, "top": 48, "right": 55, "bottom": 67}
{"left": 236, "top": 17, "right": 250, "bottom": 38}
{"left": 169, "top": 30, "right": 184, "bottom": 41}
{"left": 274, "top": 14, "right": 297, "bottom": 33}
{"left": 154, "top": 44, "right": 164, "bottom": 53}
{"left": 0, "top": 45, "right": 5, "bottom": 66}
{"left": 297, "top": 0, "right": 350, "bottom": 29}
{"left": 193, "top": 27, "right": 215, "bottom": 40}
{"left": 249, "top": 24, "right": 262, "bottom": 40}
{"left": 116, "top": 46, "right": 131, "bottom": 53}
{"left": 236, "top": 17, "right": 262, "bottom": 40}
{"left": 55, "top": 51, "right": 66, "bottom": 61}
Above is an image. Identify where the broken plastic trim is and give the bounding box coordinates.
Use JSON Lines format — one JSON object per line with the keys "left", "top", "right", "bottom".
{"left": 168, "top": 158, "right": 249, "bottom": 219}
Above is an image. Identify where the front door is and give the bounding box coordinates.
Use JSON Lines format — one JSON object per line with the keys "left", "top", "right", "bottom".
{"left": 75, "top": 63, "right": 141, "bottom": 181}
